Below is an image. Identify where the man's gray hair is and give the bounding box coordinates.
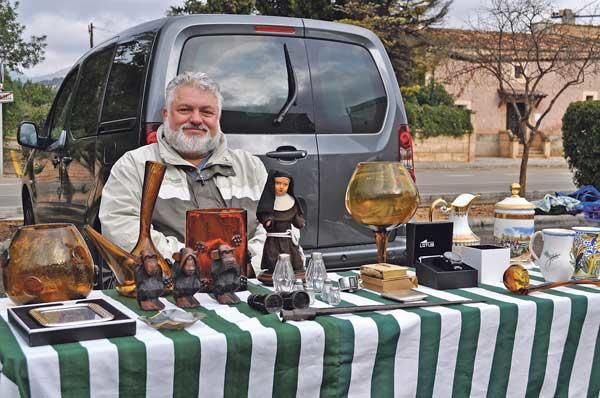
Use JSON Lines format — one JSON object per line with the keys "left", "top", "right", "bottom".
{"left": 165, "top": 71, "right": 223, "bottom": 115}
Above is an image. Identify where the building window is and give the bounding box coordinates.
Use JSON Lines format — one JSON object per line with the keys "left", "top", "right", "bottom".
{"left": 586, "top": 95, "right": 594, "bottom": 101}
{"left": 514, "top": 65, "right": 524, "bottom": 79}
{"left": 454, "top": 100, "right": 472, "bottom": 110}
{"left": 583, "top": 91, "right": 598, "bottom": 101}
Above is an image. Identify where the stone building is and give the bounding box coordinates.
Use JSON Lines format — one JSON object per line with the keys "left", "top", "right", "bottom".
{"left": 415, "top": 21, "right": 600, "bottom": 161}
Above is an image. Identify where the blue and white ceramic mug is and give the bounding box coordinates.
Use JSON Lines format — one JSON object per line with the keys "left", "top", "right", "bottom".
{"left": 572, "top": 226, "right": 600, "bottom": 278}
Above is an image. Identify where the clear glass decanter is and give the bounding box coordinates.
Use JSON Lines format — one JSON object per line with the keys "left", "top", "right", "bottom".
{"left": 273, "top": 254, "right": 295, "bottom": 292}
{"left": 305, "top": 252, "right": 327, "bottom": 293}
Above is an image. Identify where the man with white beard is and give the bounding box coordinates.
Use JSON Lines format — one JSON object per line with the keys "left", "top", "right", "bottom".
{"left": 99, "top": 72, "right": 268, "bottom": 276}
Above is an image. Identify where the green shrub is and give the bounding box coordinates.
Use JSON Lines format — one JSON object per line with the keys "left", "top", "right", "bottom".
{"left": 1, "top": 75, "right": 55, "bottom": 137}
{"left": 402, "top": 82, "right": 454, "bottom": 107}
{"left": 563, "top": 100, "right": 600, "bottom": 187}
{"left": 402, "top": 83, "right": 472, "bottom": 138}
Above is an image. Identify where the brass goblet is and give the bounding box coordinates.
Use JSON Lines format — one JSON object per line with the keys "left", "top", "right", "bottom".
{"left": 345, "top": 162, "right": 420, "bottom": 264}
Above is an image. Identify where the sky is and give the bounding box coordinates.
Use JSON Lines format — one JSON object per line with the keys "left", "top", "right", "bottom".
{"left": 15, "top": 0, "right": 589, "bottom": 78}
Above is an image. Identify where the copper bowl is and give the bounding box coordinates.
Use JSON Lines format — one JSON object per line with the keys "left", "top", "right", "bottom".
{"left": 3, "top": 223, "right": 94, "bottom": 304}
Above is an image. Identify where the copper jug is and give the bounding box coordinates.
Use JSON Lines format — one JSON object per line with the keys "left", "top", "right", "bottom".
{"left": 2, "top": 223, "right": 94, "bottom": 305}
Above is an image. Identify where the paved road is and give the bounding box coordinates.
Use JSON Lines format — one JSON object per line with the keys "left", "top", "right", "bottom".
{"left": 0, "top": 165, "right": 578, "bottom": 218}
{"left": 416, "top": 167, "right": 576, "bottom": 197}
{"left": 0, "top": 177, "right": 21, "bottom": 218}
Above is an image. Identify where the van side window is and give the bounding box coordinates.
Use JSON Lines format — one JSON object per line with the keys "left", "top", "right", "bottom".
{"left": 307, "top": 40, "right": 387, "bottom": 134}
{"left": 69, "top": 46, "right": 114, "bottom": 139}
{"left": 179, "top": 35, "right": 313, "bottom": 134}
{"left": 48, "top": 69, "right": 78, "bottom": 140}
{"left": 101, "top": 34, "right": 154, "bottom": 123}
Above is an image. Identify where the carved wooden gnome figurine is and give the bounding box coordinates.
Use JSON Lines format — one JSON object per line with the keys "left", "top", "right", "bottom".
{"left": 134, "top": 250, "right": 165, "bottom": 311}
{"left": 172, "top": 248, "right": 206, "bottom": 308}
{"left": 210, "top": 242, "right": 242, "bottom": 304}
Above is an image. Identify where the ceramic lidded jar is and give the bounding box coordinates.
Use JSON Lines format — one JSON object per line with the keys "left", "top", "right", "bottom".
{"left": 494, "top": 183, "right": 535, "bottom": 262}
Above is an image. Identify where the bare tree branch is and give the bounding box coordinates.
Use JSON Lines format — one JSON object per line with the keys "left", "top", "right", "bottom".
{"left": 426, "top": 0, "right": 600, "bottom": 193}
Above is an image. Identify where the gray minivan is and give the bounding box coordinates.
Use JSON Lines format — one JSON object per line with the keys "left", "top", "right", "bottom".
{"left": 18, "top": 15, "right": 413, "bottom": 285}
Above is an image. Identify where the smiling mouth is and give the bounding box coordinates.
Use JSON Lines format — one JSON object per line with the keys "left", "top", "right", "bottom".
{"left": 183, "top": 128, "right": 209, "bottom": 135}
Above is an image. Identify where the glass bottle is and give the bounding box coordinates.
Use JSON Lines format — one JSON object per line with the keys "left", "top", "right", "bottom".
{"left": 273, "top": 254, "right": 295, "bottom": 292}
{"left": 305, "top": 252, "right": 327, "bottom": 293}
{"left": 328, "top": 282, "right": 341, "bottom": 306}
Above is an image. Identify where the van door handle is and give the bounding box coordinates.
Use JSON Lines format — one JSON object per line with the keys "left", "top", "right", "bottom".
{"left": 266, "top": 149, "right": 307, "bottom": 160}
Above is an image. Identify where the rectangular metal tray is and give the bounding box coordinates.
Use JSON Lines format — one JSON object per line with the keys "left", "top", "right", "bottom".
{"left": 29, "top": 302, "right": 114, "bottom": 328}
{"left": 8, "top": 298, "right": 136, "bottom": 346}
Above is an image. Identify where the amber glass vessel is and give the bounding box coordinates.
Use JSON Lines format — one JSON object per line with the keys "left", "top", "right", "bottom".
{"left": 345, "top": 162, "right": 420, "bottom": 264}
{"left": 3, "top": 223, "right": 94, "bottom": 305}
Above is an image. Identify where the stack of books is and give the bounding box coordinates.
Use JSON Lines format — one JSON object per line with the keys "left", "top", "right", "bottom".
{"left": 360, "top": 263, "right": 418, "bottom": 293}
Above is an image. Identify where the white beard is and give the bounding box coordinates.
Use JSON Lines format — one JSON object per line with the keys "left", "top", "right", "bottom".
{"left": 163, "top": 118, "right": 221, "bottom": 159}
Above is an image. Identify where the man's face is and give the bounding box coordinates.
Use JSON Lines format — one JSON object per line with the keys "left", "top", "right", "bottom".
{"left": 162, "top": 85, "right": 221, "bottom": 161}
{"left": 164, "top": 85, "right": 220, "bottom": 137}
{"left": 274, "top": 177, "right": 290, "bottom": 196}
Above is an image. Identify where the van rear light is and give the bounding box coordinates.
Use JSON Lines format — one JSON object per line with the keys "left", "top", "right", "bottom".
{"left": 143, "top": 122, "right": 162, "bottom": 145}
{"left": 398, "top": 124, "right": 416, "bottom": 182}
{"left": 255, "top": 25, "right": 296, "bottom": 34}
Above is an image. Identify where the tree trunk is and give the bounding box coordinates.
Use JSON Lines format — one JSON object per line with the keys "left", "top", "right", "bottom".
{"left": 519, "top": 142, "right": 530, "bottom": 196}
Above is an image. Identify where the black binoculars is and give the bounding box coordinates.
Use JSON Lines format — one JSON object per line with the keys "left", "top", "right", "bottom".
{"left": 247, "top": 291, "right": 310, "bottom": 314}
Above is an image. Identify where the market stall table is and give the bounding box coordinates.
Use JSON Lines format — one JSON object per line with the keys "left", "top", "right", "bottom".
{"left": 0, "top": 267, "right": 599, "bottom": 398}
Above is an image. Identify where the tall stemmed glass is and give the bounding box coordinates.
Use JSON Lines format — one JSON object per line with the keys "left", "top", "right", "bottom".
{"left": 345, "top": 162, "right": 420, "bottom": 264}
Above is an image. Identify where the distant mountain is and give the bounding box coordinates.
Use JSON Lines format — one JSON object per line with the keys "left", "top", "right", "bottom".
{"left": 5, "top": 67, "right": 68, "bottom": 89}
{"left": 30, "top": 67, "right": 70, "bottom": 88}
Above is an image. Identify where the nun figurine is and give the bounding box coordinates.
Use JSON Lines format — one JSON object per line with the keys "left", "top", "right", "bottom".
{"left": 257, "top": 170, "right": 306, "bottom": 277}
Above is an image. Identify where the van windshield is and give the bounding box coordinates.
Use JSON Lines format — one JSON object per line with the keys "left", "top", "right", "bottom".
{"left": 179, "top": 35, "right": 314, "bottom": 134}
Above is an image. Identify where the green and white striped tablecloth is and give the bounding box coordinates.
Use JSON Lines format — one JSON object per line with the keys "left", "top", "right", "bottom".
{"left": 0, "top": 267, "right": 599, "bottom": 397}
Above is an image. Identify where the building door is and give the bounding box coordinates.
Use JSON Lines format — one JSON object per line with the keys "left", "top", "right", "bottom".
{"left": 506, "top": 102, "right": 527, "bottom": 136}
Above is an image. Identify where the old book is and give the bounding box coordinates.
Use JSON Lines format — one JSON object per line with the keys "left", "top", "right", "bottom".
{"left": 360, "top": 263, "right": 408, "bottom": 280}
{"left": 360, "top": 274, "right": 418, "bottom": 293}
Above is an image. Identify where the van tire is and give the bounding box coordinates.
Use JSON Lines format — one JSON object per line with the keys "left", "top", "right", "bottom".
{"left": 22, "top": 190, "right": 35, "bottom": 225}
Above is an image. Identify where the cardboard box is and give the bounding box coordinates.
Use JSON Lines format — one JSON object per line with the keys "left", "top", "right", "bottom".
{"left": 459, "top": 244, "right": 510, "bottom": 285}
{"left": 406, "top": 222, "right": 453, "bottom": 265}
{"left": 360, "top": 263, "right": 408, "bottom": 280}
{"left": 360, "top": 274, "right": 418, "bottom": 293}
{"left": 416, "top": 258, "right": 478, "bottom": 290}
{"left": 407, "top": 221, "right": 478, "bottom": 290}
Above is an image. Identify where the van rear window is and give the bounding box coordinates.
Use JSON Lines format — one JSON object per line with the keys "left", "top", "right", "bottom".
{"left": 179, "top": 35, "right": 314, "bottom": 134}
{"left": 307, "top": 39, "right": 387, "bottom": 134}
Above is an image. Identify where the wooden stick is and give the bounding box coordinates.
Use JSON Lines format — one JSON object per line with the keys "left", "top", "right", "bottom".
{"left": 280, "top": 299, "right": 485, "bottom": 322}
{"left": 524, "top": 278, "right": 600, "bottom": 294}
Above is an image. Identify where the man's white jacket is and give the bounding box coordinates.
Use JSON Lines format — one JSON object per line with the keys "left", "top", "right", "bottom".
{"left": 99, "top": 126, "right": 268, "bottom": 275}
